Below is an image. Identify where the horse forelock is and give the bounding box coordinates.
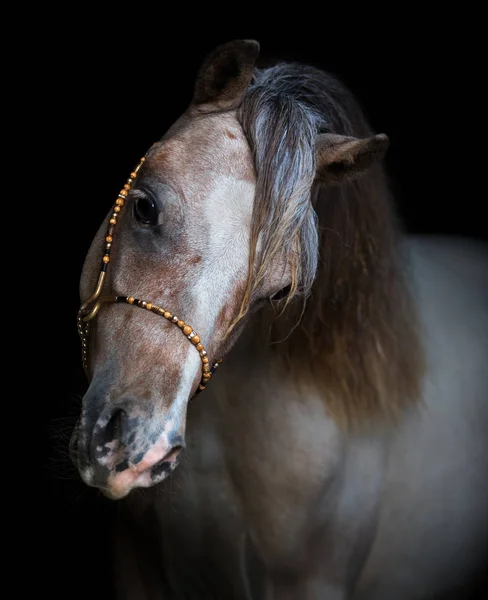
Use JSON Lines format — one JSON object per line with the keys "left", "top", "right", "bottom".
{"left": 236, "top": 63, "right": 425, "bottom": 428}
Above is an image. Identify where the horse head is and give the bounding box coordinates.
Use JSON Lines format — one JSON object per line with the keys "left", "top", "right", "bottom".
{"left": 70, "top": 40, "right": 389, "bottom": 499}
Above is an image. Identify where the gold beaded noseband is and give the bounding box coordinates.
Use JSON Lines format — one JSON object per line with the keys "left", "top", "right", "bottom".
{"left": 77, "top": 154, "right": 222, "bottom": 396}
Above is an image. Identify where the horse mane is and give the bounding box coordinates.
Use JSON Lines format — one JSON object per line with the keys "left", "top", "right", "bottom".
{"left": 236, "top": 62, "right": 425, "bottom": 429}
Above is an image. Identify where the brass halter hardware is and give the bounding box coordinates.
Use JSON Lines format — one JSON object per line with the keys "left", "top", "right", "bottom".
{"left": 77, "top": 154, "right": 222, "bottom": 396}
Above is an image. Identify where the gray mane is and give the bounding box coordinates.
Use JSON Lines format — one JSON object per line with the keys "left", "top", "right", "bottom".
{"left": 237, "top": 62, "right": 374, "bottom": 306}
{"left": 237, "top": 62, "right": 424, "bottom": 428}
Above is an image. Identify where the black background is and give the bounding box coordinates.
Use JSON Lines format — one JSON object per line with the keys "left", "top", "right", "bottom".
{"left": 29, "top": 11, "right": 485, "bottom": 599}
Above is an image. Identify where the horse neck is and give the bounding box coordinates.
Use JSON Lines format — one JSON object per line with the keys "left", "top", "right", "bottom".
{"left": 225, "top": 304, "right": 303, "bottom": 378}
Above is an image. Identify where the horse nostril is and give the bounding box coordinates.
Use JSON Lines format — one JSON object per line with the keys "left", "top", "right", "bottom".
{"left": 104, "top": 408, "right": 125, "bottom": 443}
{"left": 165, "top": 445, "right": 184, "bottom": 461}
{"left": 149, "top": 444, "right": 184, "bottom": 479}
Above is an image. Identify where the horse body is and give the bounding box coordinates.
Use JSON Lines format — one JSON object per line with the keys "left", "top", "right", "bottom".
{"left": 112, "top": 236, "right": 488, "bottom": 600}
{"left": 71, "top": 41, "right": 488, "bottom": 598}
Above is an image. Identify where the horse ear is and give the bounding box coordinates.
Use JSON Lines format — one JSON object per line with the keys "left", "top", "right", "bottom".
{"left": 315, "top": 133, "right": 389, "bottom": 185}
{"left": 190, "top": 40, "right": 260, "bottom": 114}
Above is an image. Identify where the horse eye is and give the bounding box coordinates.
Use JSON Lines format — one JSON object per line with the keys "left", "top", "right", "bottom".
{"left": 134, "top": 197, "right": 158, "bottom": 226}
{"left": 271, "top": 284, "right": 292, "bottom": 301}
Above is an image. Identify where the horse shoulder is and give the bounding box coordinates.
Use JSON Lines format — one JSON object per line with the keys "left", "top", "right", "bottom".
{"left": 216, "top": 361, "right": 389, "bottom": 592}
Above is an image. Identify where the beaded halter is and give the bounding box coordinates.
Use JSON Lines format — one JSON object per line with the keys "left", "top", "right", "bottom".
{"left": 77, "top": 154, "right": 222, "bottom": 396}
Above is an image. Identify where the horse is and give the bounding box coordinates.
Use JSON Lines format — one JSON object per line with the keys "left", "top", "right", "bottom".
{"left": 70, "top": 40, "right": 488, "bottom": 599}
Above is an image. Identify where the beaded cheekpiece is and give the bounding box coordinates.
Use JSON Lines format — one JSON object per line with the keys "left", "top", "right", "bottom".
{"left": 77, "top": 154, "right": 222, "bottom": 396}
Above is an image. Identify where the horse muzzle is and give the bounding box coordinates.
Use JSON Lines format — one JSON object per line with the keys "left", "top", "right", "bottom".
{"left": 70, "top": 400, "right": 185, "bottom": 499}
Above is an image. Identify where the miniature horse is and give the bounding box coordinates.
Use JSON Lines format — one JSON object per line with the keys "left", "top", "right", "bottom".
{"left": 70, "top": 40, "right": 488, "bottom": 599}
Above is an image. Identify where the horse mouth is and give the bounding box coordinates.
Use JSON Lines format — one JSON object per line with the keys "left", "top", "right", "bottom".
{"left": 97, "top": 445, "right": 183, "bottom": 500}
